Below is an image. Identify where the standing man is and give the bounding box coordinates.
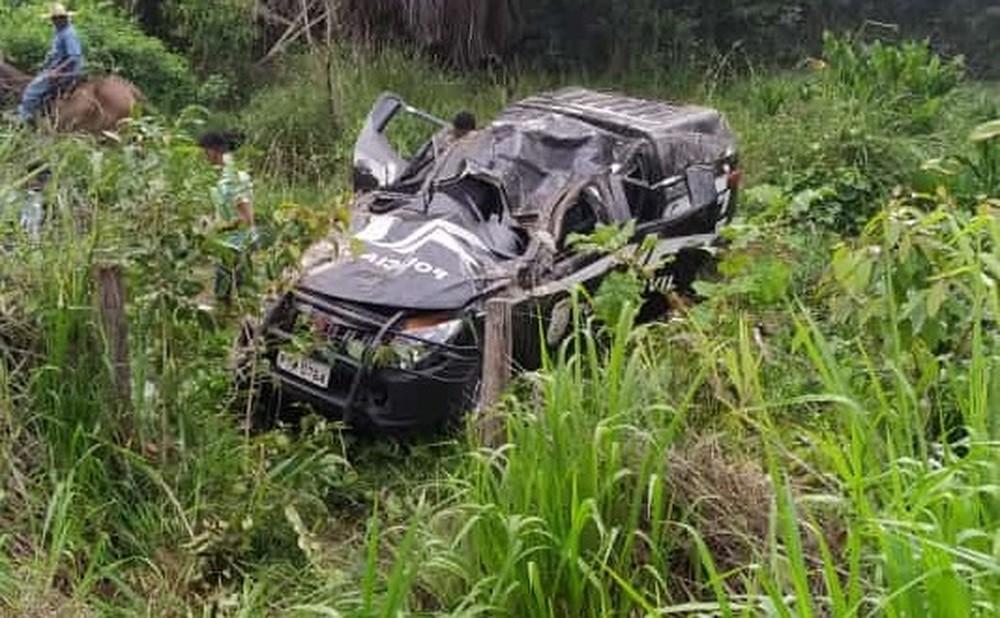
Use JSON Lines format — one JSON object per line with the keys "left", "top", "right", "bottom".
{"left": 18, "top": 3, "right": 85, "bottom": 124}
{"left": 199, "top": 131, "right": 257, "bottom": 304}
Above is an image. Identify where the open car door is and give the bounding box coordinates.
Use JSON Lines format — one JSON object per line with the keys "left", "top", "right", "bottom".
{"left": 352, "top": 93, "right": 448, "bottom": 192}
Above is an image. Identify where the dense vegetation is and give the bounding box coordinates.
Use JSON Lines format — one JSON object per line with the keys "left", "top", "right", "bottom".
{"left": 112, "top": 0, "right": 1000, "bottom": 78}
{"left": 1, "top": 1, "right": 998, "bottom": 615}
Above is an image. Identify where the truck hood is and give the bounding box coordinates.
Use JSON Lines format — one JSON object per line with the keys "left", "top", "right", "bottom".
{"left": 298, "top": 191, "right": 523, "bottom": 311}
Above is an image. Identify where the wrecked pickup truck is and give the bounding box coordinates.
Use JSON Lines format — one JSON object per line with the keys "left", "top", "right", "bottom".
{"left": 235, "top": 87, "right": 740, "bottom": 432}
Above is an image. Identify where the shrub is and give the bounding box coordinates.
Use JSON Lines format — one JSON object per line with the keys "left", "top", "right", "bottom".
{"left": 821, "top": 32, "right": 964, "bottom": 132}
{"left": 922, "top": 118, "right": 1000, "bottom": 200}
{"left": 162, "top": 0, "right": 258, "bottom": 67}
{"left": 828, "top": 188, "right": 1000, "bottom": 364}
{"left": 730, "top": 37, "right": 976, "bottom": 236}
{"left": 237, "top": 55, "right": 344, "bottom": 183}
{"left": 160, "top": 0, "right": 258, "bottom": 100}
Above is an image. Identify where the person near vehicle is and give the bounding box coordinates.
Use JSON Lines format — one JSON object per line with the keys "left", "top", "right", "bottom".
{"left": 17, "top": 3, "right": 85, "bottom": 124}
{"left": 451, "top": 111, "right": 476, "bottom": 139}
{"left": 199, "top": 131, "right": 257, "bottom": 304}
{"left": 433, "top": 110, "right": 477, "bottom": 156}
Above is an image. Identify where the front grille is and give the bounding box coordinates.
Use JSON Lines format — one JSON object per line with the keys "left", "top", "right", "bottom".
{"left": 264, "top": 289, "right": 479, "bottom": 416}
{"left": 299, "top": 304, "right": 380, "bottom": 361}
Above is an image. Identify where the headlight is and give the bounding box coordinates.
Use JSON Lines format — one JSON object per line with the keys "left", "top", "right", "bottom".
{"left": 390, "top": 317, "right": 463, "bottom": 368}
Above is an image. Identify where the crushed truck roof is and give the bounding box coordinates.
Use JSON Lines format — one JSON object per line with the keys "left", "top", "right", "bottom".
{"left": 417, "top": 87, "right": 736, "bottom": 219}
{"left": 504, "top": 87, "right": 735, "bottom": 176}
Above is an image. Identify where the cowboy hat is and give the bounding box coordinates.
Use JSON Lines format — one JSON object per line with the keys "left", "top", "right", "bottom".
{"left": 42, "top": 3, "right": 76, "bottom": 19}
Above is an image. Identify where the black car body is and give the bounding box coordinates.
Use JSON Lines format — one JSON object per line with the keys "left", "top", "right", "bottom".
{"left": 242, "top": 87, "right": 739, "bottom": 432}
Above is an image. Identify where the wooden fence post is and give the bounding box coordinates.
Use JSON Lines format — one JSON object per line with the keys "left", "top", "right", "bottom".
{"left": 94, "top": 262, "right": 133, "bottom": 442}
{"left": 478, "top": 296, "right": 514, "bottom": 447}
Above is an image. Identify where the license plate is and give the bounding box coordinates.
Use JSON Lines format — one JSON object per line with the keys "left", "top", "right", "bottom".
{"left": 276, "top": 351, "right": 331, "bottom": 388}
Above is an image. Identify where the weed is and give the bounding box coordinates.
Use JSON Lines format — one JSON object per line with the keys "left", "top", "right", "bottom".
{"left": 822, "top": 31, "right": 964, "bottom": 132}
{"left": 0, "top": 37, "right": 998, "bottom": 616}
{"left": 924, "top": 118, "right": 1000, "bottom": 199}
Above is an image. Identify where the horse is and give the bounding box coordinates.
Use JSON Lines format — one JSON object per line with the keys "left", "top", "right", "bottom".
{"left": 0, "top": 59, "right": 143, "bottom": 133}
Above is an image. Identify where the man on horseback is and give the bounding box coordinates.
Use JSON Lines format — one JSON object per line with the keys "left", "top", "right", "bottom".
{"left": 17, "top": 3, "right": 85, "bottom": 124}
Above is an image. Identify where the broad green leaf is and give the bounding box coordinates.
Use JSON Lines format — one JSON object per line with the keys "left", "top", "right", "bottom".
{"left": 832, "top": 246, "right": 873, "bottom": 295}
{"left": 744, "top": 183, "right": 788, "bottom": 214}
{"left": 756, "top": 257, "right": 793, "bottom": 303}
{"left": 593, "top": 270, "right": 643, "bottom": 326}
{"left": 921, "top": 157, "right": 960, "bottom": 176}
{"left": 692, "top": 280, "right": 722, "bottom": 299}
{"left": 831, "top": 246, "right": 854, "bottom": 284}
{"left": 718, "top": 252, "right": 751, "bottom": 278}
{"left": 926, "top": 281, "right": 947, "bottom": 318}
{"left": 969, "top": 119, "right": 1000, "bottom": 143}
{"left": 902, "top": 289, "right": 927, "bottom": 333}
{"left": 980, "top": 254, "right": 1000, "bottom": 282}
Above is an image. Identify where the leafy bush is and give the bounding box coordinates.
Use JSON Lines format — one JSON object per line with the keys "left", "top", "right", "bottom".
{"left": 823, "top": 33, "right": 964, "bottom": 99}
{"left": 0, "top": 1, "right": 199, "bottom": 111}
{"left": 828, "top": 188, "right": 1000, "bottom": 362}
{"left": 923, "top": 118, "right": 1000, "bottom": 199}
{"left": 162, "top": 0, "right": 258, "bottom": 67}
{"left": 237, "top": 55, "right": 344, "bottom": 182}
{"left": 730, "top": 36, "right": 977, "bottom": 236}
{"left": 745, "top": 163, "right": 882, "bottom": 235}
{"left": 822, "top": 32, "right": 964, "bottom": 132}
{"left": 160, "top": 0, "right": 258, "bottom": 99}
{"left": 693, "top": 224, "right": 794, "bottom": 308}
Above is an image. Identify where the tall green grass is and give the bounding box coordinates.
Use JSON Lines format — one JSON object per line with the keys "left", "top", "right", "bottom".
{"left": 442, "top": 299, "right": 690, "bottom": 615}
{"left": 0, "top": 38, "right": 997, "bottom": 615}
{"left": 415, "top": 200, "right": 999, "bottom": 615}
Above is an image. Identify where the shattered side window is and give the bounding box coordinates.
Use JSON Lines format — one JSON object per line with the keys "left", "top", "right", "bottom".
{"left": 383, "top": 110, "right": 441, "bottom": 161}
